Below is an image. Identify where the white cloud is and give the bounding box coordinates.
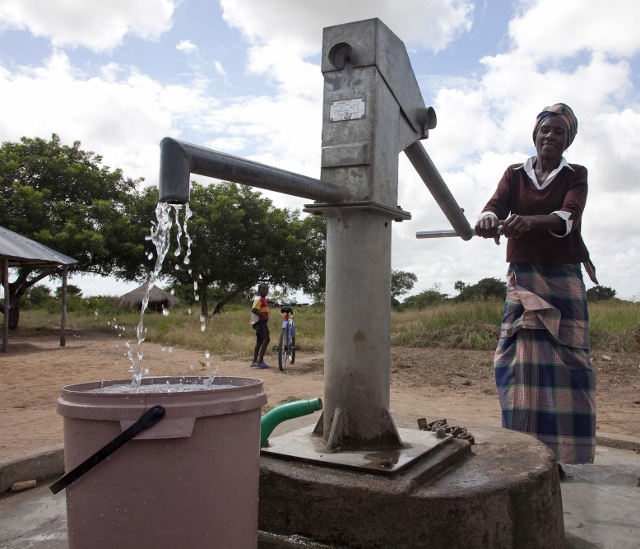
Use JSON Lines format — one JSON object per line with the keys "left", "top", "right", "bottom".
{"left": 0, "top": 50, "right": 215, "bottom": 185}
{"left": 220, "top": 0, "right": 474, "bottom": 53}
{"left": 177, "top": 40, "right": 198, "bottom": 54}
{"left": 509, "top": 0, "right": 640, "bottom": 61}
{"left": 0, "top": 0, "right": 176, "bottom": 52}
{"left": 213, "top": 61, "right": 228, "bottom": 79}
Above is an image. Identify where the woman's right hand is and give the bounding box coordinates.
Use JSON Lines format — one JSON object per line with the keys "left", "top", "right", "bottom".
{"left": 475, "top": 215, "right": 501, "bottom": 245}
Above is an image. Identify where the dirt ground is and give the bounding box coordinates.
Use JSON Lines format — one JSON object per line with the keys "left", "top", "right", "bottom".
{"left": 1, "top": 331, "right": 639, "bottom": 461}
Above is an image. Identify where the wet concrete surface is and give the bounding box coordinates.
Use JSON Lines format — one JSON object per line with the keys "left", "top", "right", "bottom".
{"left": 1, "top": 424, "right": 639, "bottom": 549}
{"left": 561, "top": 446, "right": 640, "bottom": 549}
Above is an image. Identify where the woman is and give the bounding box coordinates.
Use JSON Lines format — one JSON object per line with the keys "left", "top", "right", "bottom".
{"left": 476, "top": 103, "right": 598, "bottom": 472}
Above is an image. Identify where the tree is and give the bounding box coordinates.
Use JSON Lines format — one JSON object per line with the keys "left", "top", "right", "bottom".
{"left": 25, "top": 285, "right": 52, "bottom": 307}
{"left": 586, "top": 285, "right": 616, "bottom": 302}
{"left": 55, "top": 284, "right": 83, "bottom": 299}
{"left": 453, "top": 278, "right": 506, "bottom": 301}
{"left": 402, "top": 284, "right": 449, "bottom": 309}
{"left": 391, "top": 270, "right": 418, "bottom": 300}
{"left": 0, "top": 134, "right": 147, "bottom": 328}
{"left": 159, "top": 182, "right": 327, "bottom": 317}
{"left": 454, "top": 280, "right": 467, "bottom": 293}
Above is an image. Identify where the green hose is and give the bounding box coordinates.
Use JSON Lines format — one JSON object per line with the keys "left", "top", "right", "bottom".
{"left": 260, "top": 398, "right": 322, "bottom": 447}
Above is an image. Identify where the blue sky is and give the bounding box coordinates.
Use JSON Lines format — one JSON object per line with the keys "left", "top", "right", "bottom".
{"left": 1, "top": 0, "right": 639, "bottom": 300}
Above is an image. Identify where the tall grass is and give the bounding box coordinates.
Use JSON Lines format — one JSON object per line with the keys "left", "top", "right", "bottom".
{"left": 391, "top": 299, "right": 504, "bottom": 350}
{"left": 14, "top": 299, "right": 327, "bottom": 359}
{"left": 589, "top": 299, "right": 640, "bottom": 351}
{"left": 11, "top": 297, "right": 640, "bottom": 353}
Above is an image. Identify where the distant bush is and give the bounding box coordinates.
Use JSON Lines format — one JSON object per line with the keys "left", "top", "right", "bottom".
{"left": 402, "top": 286, "right": 449, "bottom": 309}
{"left": 24, "top": 285, "right": 53, "bottom": 308}
{"left": 586, "top": 285, "right": 616, "bottom": 302}
{"left": 55, "top": 284, "right": 83, "bottom": 299}
{"left": 453, "top": 278, "right": 506, "bottom": 302}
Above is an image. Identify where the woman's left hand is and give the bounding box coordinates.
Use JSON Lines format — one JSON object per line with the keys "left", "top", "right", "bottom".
{"left": 500, "top": 215, "right": 534, "bottom": 239}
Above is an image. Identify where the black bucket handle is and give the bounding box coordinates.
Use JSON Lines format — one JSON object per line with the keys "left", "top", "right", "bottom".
{"left": 50, "top": 405, "right": 166, "bottom": 494}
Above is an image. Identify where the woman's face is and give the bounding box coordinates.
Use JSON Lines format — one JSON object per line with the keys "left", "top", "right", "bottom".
{"left": 535, "top": 116, "right": 568, "bottom": 162}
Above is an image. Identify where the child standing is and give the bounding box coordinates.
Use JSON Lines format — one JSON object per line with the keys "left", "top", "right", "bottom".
{"left": 250, "top": 283, "right": 270, "bottom": 369}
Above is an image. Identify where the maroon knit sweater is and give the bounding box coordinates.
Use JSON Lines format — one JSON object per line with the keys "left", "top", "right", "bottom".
{"left": 482, "top": 163, "right": 591, "bottom": 264}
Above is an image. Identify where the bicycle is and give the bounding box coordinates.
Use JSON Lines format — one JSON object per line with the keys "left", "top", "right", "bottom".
{"left": 276, "top": 305, "right": 296, "bottom": 371}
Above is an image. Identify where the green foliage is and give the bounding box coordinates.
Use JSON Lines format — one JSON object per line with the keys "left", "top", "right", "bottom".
{"left": 162, "top": 182, "right": 327, "bottom": 316}
{"left": 54, "top": 284, "right": 82, "bottom": 298}
{"left": 0, "top": 134, "right": 146, "bottom": 276}
{"left": 586, "top": 285, "right": 617, "bottom": 302}
{"left": 402, "top": 285, "right": 449, "bottom": 309}
{"left": 0, "top": 134, "right": 150, "bottom": 328}
{"left": 169, "top": 282, "right": 248, "bottom": 308}
{"left": 453, "top": 278, "right": 506, "bottom": 301}
{"left": 24, "top": 285, "right": 53, "bottom": 308}
{"left": 391, "top": 270, "right": 418, "bottom": 300}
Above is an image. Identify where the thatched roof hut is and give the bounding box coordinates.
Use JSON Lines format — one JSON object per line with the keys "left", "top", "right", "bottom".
{"left": 114, "top": 283, "right": 179, "bottom": 312}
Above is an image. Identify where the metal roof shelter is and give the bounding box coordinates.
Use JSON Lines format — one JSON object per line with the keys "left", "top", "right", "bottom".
{"left": 0, "top": 226, "right": 78, "bottom": 352}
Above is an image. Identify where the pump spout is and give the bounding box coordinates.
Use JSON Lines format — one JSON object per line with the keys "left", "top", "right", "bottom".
{"left": 159, "top": 137, "right": 192, "bottom": 203}
{"left": 260, "top": 398, "right": 323, "bottom": 447}
{"left": 159, "top": 137, "right": 351, "bottom": 204}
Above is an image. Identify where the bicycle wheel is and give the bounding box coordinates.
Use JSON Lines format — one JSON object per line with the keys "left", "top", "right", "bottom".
{"left": 289, "top": 332, "right": 296, "bottom": 364}
{"left": 278, "top": 328, "right": 286, "bottom": 371}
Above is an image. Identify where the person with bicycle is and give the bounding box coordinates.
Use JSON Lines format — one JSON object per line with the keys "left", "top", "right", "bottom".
{"left": 277, "top": 305, "right": 296, "bottom": 371}
{"left": 250, "top": 283, "right": 270, "bottom": 369}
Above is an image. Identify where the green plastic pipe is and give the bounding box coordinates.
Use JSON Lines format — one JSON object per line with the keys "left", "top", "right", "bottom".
{"left": 260, "top": 398, "right": 322, "bottom": 447}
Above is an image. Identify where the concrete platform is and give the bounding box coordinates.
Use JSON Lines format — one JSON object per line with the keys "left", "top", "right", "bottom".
{"left": 1, "top": 415, "right": 639, "bottom": 548}
{"left": 259, "top": 423, "right": 566, "bottom": 548}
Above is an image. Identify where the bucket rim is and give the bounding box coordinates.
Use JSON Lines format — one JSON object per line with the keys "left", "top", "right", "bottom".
{"left": 60, "top": 375, "right": 263, "bottom": 395}
{"left": 57, "top": 376, "right": 268, "bottom": 421}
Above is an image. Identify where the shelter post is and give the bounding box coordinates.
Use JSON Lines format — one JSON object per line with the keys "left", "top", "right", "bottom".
{"left": 60, "top": 265, "right": 68, "bottom": 347}
{"left": 2, "top": 257, "right": 8, "bottom": 352}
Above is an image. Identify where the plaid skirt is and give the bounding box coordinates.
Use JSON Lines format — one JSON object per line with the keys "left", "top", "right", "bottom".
{"left": 494, "top": 263, "right": 596, "bottom": 464}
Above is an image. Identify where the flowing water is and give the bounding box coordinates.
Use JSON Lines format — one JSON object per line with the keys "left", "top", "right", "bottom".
{"left": 129, "top": 202, "right": 175, "bottom": 389}
{"left": 82, "top": 201, "right": 218, "bottom": 394}
{"left": 125, "top": 202, "right": 219, "bottom": 392}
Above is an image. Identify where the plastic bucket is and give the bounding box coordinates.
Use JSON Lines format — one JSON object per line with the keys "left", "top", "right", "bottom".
{"left": 57, "top": 376, "right": 267, "bottom": 549}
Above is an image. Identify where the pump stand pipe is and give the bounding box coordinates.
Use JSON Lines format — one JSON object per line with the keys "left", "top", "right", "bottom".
{"left": 260, "top": 398, "right": 323, "bottom": 447}
{"left": 159, "top": 137, "right": 352, "bottom": 204}
{"left": 404, "top": 141, "right": 473, "bottom": 241}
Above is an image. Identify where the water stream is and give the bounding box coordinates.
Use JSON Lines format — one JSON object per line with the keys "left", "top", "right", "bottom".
{"left": 122, "top": 201, "right": 218, "bottom": 393}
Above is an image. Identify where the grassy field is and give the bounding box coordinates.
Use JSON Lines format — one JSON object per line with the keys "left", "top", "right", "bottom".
{"left": 12, "top": 297, "right": 640, "bottom": 355}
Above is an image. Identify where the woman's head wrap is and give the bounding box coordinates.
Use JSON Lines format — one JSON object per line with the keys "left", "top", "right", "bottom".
{"left": 532, "top": 103, "right": 578, "bottom": 150}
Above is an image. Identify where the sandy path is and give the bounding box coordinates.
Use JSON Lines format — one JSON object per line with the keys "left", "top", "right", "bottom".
{"left": 1, "top": 332, "right": 638, "bottom": 460}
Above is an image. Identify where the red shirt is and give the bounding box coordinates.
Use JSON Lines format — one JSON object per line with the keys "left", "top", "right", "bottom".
{"left": 252, "top": 296, "right": 269, "bottom": 320}
{"left": 482, "top": 163, "right": 591, "bottom": 264}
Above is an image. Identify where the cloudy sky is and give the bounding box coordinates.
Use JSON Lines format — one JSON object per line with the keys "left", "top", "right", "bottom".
{"left": 1, "top": 0, "right": 639, "bottom": 300}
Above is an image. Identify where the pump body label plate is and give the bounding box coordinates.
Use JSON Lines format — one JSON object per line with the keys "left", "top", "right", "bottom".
{"left": 330, "top": 98, "right": 365, "bottom": 121}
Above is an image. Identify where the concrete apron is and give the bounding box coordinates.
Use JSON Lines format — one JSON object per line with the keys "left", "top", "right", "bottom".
{"left": 259, "top": 424, "right": 565, "bottom": 549}
{"left": 2, "top": 416, "right": 639, "bottom": 549}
